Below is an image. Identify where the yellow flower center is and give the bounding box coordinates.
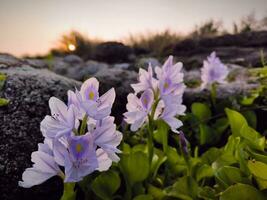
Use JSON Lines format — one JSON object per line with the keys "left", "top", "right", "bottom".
{"left": 76, "top": 143, "right": 83, "bottom": 153}
{"left": 89, "top": 91, "right": 95, "bottom": 100}
{"left": 164, "top": 82, "right": 169, "bottom": 89}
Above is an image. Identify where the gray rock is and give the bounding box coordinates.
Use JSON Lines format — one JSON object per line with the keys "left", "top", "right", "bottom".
{"left": 0, "top": 53, "right": 21, "bottom": 68}
{"left": 94, "top": 68, "right": 137, "bottom": 123}
{"left": 135, "top": 57, "right": 160, "bottom": 70}
{"left": 63, "top": 54, "right": 83, "bottom": 64}
{"left": 0, "top": 65, "right": 80, "bottom": 200}
{"left": 113, "top": 63, "right": 131, "bottom": 70}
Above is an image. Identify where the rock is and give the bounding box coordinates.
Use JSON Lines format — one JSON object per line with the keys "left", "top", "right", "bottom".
{"left": 52, "top": 58, "right": 109, "bottom": 81}
{"left": 0, "top": 65, "right": 80, "bottom": 200}
{"left": 63, "top": 54, "right": 83, "bottom": 64}
{"left": 0, "top": 53, "right": 21, "bottom": 68}
{"left": 24, "top": 58, "right": 49, "bottom": 69}
{"left": 94, "top": 68, "right": 137, "bottom": 123}
{"left": 113, "top": 63, "right": 131, "bottom": 70}
{"left": 171, "top": 31, "right": 267, "bottom": 69}
{"left": 94, "top": 42, "right": 134, "bottom": 64}
{"left": 135, "top": 57, "right": 160, "bottom": 70}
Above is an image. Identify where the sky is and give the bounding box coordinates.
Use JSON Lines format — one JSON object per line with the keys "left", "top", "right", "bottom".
{"left": 0, "top": 0, "right": 266, "bottom": 57}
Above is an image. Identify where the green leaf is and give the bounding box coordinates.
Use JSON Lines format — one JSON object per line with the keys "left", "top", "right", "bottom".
{"left": 219, "top": 183, "right": 265, "bottom": 200}
{"left": 166, "top": 176, "right": 199, "bottom": 200}
{"left": 91, "top": 170, "right": 121, "bottom": 200}
{"left": 133, "top": 194, "right": 153, "bottom": 200}
{"left": 201, "top": 148, "right": 222, "bottom": 164}
{"left": 212, "top": 117, "right": 229, "bottom": 135}
{"left": 215, "top": 166, "right": 251, "bottom": 189}
{"left": 199, "top": 124, "right": 214, "bottom": 145}
{"left": 242, "top": 111, "right": 257, "bottom": 129}
{"left": 248, "top": 160, "right": 267, "bottom": 180}
{"left": 225, "top": 108, "right": 248, "bottom": 136}
{"left": 151, "top": 148, "right": 167, "bottom": 179}
{"left": 148, "top": 185, "right": 166, "bottom": 200}
{"left": 198, "top": 186, "right": 217, "bottom": 200}
{"left": 240, "top": 124, "right": 265, "bottom": 151}
{"left": 119, "top": 151, "right": 149, "bottom": 186}
{"left": 247, "top": 148, "right": 267, "bottom": 164}
{"left": 154, "top": 120, "right": 169, "bottom": 153}
{"left": 196, "top": 164, "right": 214, "bottom": 182}
{"left": 191, "top": 102, "right": 211, "bottom": 121}
{"left": 0, "top": 98, "right": 9, "bottom": 106}
{"left": 60, "top": 183, "right": 76, "bottom": 200}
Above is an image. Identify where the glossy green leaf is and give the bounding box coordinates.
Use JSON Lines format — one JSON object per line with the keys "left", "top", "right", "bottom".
{"left": 120, "top": 151, "right": 149, "bottom": 186}
{"left": 199, "top": 124, "right": 214, "bottom": 145}
{"left": 151, "top": 148, "right": 167, "bottom": 179}
{"left": 166, "top": 176, "right": 199, "bottom": 200}
{"left": 225, "top": 108, "right": 247, "bottom": 136}
{"left": 219, "top": 183, "right": 265, "bottom": 200}
{"left": 240, "top": 124, "right": 265, "bottom": 151}
{"left": 191, "top": 102, "right": 211, "bottom": 121}
{"left": 196, "top": 164, "right": 214, "bottom": 182}
{"left": 198, "top": 186, "right": 217, "bottom": 200}
{"left": 215, "top": 166, "right": 251, "bottom": 189}
{"left": 91, "top": 170, "right": 121, "bottom": 200}
{"left": 248, "top": 160, "right": 267, "bottom": 180}
{"left": 148, "top": 185, "right": 166, "bottom": 200}
{"left": 201, "top": 148, "right": 222, "bottom": 164}
{"left": 242, "top": 110, "right": 257, "bottom": 129}
{"left": 212, "top": 117, "right": 229, "bottom": 135}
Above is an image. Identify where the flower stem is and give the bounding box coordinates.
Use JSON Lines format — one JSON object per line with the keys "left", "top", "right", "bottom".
{"left": 79, "top": 114, "right": 88, "bottom": 135}
{"left": 210, "top": 83, "right": 217, "bottom": 108}
{"left": 60, "top": 183, "right": 76, "bottom": 200}
{"left": 147, "top": 116, "right": 154, "bottom": 169}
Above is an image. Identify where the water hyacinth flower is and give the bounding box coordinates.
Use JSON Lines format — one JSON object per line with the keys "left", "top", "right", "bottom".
{"left": 124, "top": 55, "right": 186, "bottom": 133}
{"left": 201, "top": 51, "right": 229, "bottom": 89}
{"left": 124, "top": 89, "right": 154, "bottom": 131}
{"left": 68, "top": 77, "right": 116, "bottom": 120}
{"left": 19, "top": 77, "right": 122, "bottom": 187}
{"left": 155, "top": 56, "right": 185, "bottom": 97}
{"left": 19, "top": 140, "right": 64, "bottom": 188}
{"left": 131, "top": 64, "right": 158, "bottom": 94}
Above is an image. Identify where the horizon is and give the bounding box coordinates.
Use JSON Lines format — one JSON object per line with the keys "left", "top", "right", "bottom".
{"left": 0, "top": 0, "right": 266, "bottom": 57}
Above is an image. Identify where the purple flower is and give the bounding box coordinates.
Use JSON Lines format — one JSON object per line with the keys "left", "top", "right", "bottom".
{"left": 41, "top": 97, "right": 76, "bottom": 139}
{"left": 92, "top": 116, "right": 122, "bottom": 162}
{"left": 70, "top": 78, "right": 116, "bottom": 120}
{"left": 124, "top": 89, "right": 154, "bottom": 131}
{"left": 201, "top": 51, "right": 229, "bottom": 89}
{"left": 18, "top": 140, "right": 63, "bottom": 188}
{"left": 131, "top": 64, "right": 158, "bottom": 94}
{"left": 155, "top": 94, "right": 186, "bottom": 133}
{"left": 124, "top": 56, "right": 186, "bottom": 133}
{"left": 20, "top": 77, "right": 122, "bottom": 186}
{"left": 53, "top": 133, "right": 99, "bottom": 182}
{"left": 155, "top": 56, "right": 185, "bottom": 96}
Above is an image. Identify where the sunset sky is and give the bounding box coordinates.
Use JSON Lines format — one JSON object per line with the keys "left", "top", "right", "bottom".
{"left": 0, "top": 0, "right": 266, "bottom": 57}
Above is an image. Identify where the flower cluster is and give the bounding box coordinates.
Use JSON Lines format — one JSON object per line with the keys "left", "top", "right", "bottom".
{"left": 19, "top": 78, "right": 122, "bottom": 187}
{"left": 201, "top": 51, "right": 229, "bottom": 89}
{"left": 124, "top": 56, "right": 186, "bottom": 133}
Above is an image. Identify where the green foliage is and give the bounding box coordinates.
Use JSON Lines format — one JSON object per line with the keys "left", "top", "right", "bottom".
{"left": 91, "top": 170, "right": 121, "bottom": 200}
{"left": 72, "top": 81, "right": 267, "bottom": 200}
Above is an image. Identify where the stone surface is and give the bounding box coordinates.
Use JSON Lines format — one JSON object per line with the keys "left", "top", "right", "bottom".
{"left": 94, "top": 42, "right": 134, "bottom": 64}
{"left": 0, "top": 65, "right": 80, "bottom": 200}
{"left": 170, "top": 31, "right": 267, "bottom": 69}
{"left": 94, "top": 67, "right": 137, "bottom": 123}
